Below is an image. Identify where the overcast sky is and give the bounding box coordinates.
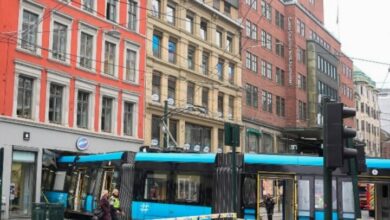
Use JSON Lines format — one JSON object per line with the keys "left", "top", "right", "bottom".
{"left": 324, "top": 0, "right": 390, "bottom": 89}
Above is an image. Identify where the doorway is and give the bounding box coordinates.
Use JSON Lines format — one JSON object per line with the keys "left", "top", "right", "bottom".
{"left": 9, "top": 151, "right": 36, "bottom": 218}
{"left": 257, "top": 173, "right": 296, "bottom": 220}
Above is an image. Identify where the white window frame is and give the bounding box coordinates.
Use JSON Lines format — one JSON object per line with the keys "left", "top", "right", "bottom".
{"left": 45, "top": 70, "right": 71, "bottom": 126}
{"left": 105, "top": 0, "right": 120, "bottom": 23}
{"left": 99, "top": 87, "right": 118, "bottom": 134}
{"left": 121, "top": 92, "right": 139, "bottom": 137}
{"left": 127, "top": 0, "right": 139, "bottom": 32}
{"left": 123, "top": 40, "right": 140, "bottom": 84}
{"left": 82, "top": 0, "right": 97, "bottom": 15}
{"left": 74, "top": 80, "right": 96, "bottom": 130}
{"left": 13, "top": 61, "right": 42, "bottom": 121}
{"left": 77, "top": 22, "right": 97, "bottom": 72}
{"left": 101, "top": 34, "right": 120, "bottom": 78}
{"left": 17, "top": 1, "right": 44, "bottom": 56}
{"left": 49, "top": 12, "right": 73, "bottom": 64}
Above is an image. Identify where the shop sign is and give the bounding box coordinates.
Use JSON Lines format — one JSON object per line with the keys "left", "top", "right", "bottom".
{"left": 76, "top": 137, "right": 89, "bottom": 151}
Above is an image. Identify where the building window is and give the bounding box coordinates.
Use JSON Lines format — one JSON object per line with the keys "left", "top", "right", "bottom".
{"left": 217, "top": 59, "right": 224, "bottom": 81}
{"left": 17, "top": 76, "right": 33, "bottom": 119}
{"left": 187, "top": 82, "right": 195, "bottom": 105}
{"left": 261, "top": 30, "right": 272, "bottom": 50}
{"left": 51, "top": 21, "right": 68, "bottom": 61}
{"left": 296, "top": 19, "right": 305, "bottom": 37}
{"left": 261, "top": 0, "right": 272, "bottom": 21}
{"left": 224, "top": 2, "right": 231, "bottom": 14}
{"left": 213, "top": 0, "right": 220, "bottom": 9}
{"left": 185, "top": 12, "right": 194, "bottom": 33}
{"left": 247, "top": 132, "right": 260, "bottom": 153}
{"left": 246, "top": 21, "right": 257, "bottom": 40}
{"left": 276, "top": 96, "right": 285, "bottom": 117}
{"left": 128, "top": 0, "right": 138, "bottom": 31}
{"left": 261, "top": 60, "right": 272, "bottom": 79}
{"left": 226, "top": 34, "right": 233, "bottom": 52}
{"left": 103, "top": 41, "right": 116, "bottom": 76}
{"left": 187, "top": 45, "right": 195, "bottom": 70}
{"left": 275, "top": 10, "right": 284, "bottom": 29}
{"left": 152, "top": 32, "right": 162, "bottom": 58}
{"left": 49, "top": 84, "right": 63, "bottom": 124}
{"left": 151, "top": 115, "right": 161, "bottom": 145}
{"left": 152, "top": 73, "right": 161, "bottom": 102}
{"left": 299, "top": 100, "right": 307, "bottom": 120}
{"left": 275, "top": 39, "right": 284, "bottom": 57}
{"left": 218, "top": 129, "right": 224, "bottom": 153}
{"left": 228, "top": 96, "right": 234, "bottom": 120}
{"left": 125, "top": 48, "right": 137, "bottom": 82}
{"left": 151, "top": 0, "right": 160, "bottom": 17}
{"left": 246, "top": 51, "right": 258, "bottom": 72}
{"left": 79, "top": 32, "right": 93, "bottom": 69}
{"left": 167, "top": 76, "right": 176, "bottom": 106}
{"left": 216, "top": 30, "right": 222, "bottom": 48}
{"left": 297, "top": 47, "right": 306, "bottom": 63}
{"left": 246, "top": 84, "right": 258, "bottom": 108}
{"left": 200, "top": 20, "right": 208, "bottom": 40}
{"left": 201, "top": 52, "right": 209, "bottom": 75}
{"left": 218, "top": 92, "right": 224, "bottom": 118}
{"left": 228, "top": 63, "right": 235, "bottom": 84}
{"left": 168, "top": 38, "right": 177, "bottom": 64}
{"left": 297, "top": 74, "right": 306, "bottom": 90}
{"left": 106, "top": 0, "right": 117, "bottom": 22}
{"left": 123, "top": 102, "right": 134, "bottom": 136}
{"left": 166, "top": 4, "right": 176, "bottom": 25}
{"left": 83, "top": 0, "right": 94, "bottom": 13}
{"left": 76, "top": 91, "right": 89, "bottom": 128}
{"left": 185, "top": 123, "right": 211, "bottom": 152}
{"left": 276, "top": 67, "right": 284, "bottom": 85}
{"left": 101, "top": 96, "right": 113, "bottom": 132}
{"left": 21, "top": 10, "right": 39, "bottom": 52}
{"left": 202, "top": 87, "right": 209, "bottom": 110}
{"left": 169, "top": 119, "right": 178, "bottom": 147}
{"left": 246, "top": 0, "right": 257, "bottom": 10}
{"left": 262, "top": 90, "right": 272, "bottom": 113}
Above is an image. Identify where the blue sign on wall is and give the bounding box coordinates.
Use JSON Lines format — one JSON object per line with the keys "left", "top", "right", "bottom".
{"left": 76, "top": 137, "right": 89, "bottom": 151}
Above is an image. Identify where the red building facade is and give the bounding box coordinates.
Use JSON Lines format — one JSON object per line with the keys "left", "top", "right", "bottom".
{"left": 240, "top": 0, "right": 354, "bottom": 154}
{"left": 0, "top": 0, "right": 146, "bottom": 218}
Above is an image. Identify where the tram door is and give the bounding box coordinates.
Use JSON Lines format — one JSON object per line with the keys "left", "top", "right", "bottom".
{"left": 257, "top": 173, "right": 296, "bottom": 220}
{"left": 68, "top": 169, "right": 88, "bottom": 211}
{"left": 376, "top": 183, "right": 390, "bottom": 220}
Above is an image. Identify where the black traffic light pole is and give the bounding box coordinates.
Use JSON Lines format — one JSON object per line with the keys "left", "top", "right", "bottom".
{"left": 348, "top": 138, "right": 362, "bottom": 219}
{"left": 323, "top": 99, "right": 333, "bottom": 220}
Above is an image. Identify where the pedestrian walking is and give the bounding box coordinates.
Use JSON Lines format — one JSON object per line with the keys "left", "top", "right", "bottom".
{"left": 110, "top": 189, "right": 124, "bottom": 220}
{"left": 99, "top": 190, "right": 111, "bottom": 220}
{"left": 265, "top": 193, "right": 275, "bottom": 220}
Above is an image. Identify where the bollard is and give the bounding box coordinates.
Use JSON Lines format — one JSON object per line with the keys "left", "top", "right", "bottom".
{"left": 31, "top": 203, "right": 46, "bottom": 220}
{"left": 47, "top": 203, "right": 65, "bottom": 220}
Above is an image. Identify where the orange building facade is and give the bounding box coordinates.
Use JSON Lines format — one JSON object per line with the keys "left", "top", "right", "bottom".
{"left": 0, "top": 0, "right": 146, "bottom": 218}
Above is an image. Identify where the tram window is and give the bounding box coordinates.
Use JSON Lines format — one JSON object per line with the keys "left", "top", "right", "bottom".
{"left": 243, "top": 177, "right": 256, "bottom": 207}
{"left": 175, "top": 175, "right": 200, "bottom": 203}
{"left": 383, "top": 185, "right": 388, "bottom": 198}
{"left": 342, "top": 181, "right": 354, "bottom": 213}
{"left": 144, "top": 173, "right": 167, "bottom": 201}
{"left": 315, "top": 179, "right": 337, "bottom": 209}
{"left": 53, "top": 171, "right": 66, "bottom": 191}
{"left": 298, "top": 180, "right": 310, "bottom": 211}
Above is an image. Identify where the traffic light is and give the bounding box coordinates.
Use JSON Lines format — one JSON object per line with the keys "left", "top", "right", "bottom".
{"left": 355, "top": 142, "right": 367, "bottom": 174}
{"left": 224, "top": 123, "right": 240, "bottom": 147}
{"left": 324, "top": 102, "right": 357, "bottom": 169}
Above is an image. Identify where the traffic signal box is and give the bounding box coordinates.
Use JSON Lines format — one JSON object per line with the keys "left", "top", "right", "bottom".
{"left": 324, "top": 102, "right": 358, "bottom": 169}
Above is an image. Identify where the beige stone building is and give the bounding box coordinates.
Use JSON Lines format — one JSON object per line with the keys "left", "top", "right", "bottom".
{"left": 354, "top": 67, "right": 381, "bottom": 157}
{"left": 144, "top": 0, "right": 242, "bottom": 153}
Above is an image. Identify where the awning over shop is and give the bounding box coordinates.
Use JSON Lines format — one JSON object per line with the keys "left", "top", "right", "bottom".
{"left": 246, "top": 127, "right": 262, "bottom": 136}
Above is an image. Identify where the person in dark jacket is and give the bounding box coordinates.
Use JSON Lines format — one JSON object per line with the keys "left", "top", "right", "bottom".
{"left": 110, "top": 189, "right": 123, "bottom": 220}
{"left": 99, "top": 190, "right": 111, "bottom": 220}
{"left": 265, "top": 193, "right": 275, "bottom": 220}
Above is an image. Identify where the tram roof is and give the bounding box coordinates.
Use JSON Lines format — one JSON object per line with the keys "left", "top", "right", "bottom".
{"left": 135, "top": 152, "right": 217, "bottom": 163}
{"left": 58, "top": 152, "right": 125, "bottom": 163}
{"left": 245, "top": 154, "right": 390, "bottom": 169}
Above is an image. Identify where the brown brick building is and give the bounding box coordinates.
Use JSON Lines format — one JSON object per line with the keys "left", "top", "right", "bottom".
{"left": 240, "top": 0, "right": 354, "bottom": 154}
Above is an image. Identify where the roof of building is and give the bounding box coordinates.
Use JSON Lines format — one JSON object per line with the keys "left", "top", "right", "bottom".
{"left": 353, "top": 66, "right": 377, "bottom": 89}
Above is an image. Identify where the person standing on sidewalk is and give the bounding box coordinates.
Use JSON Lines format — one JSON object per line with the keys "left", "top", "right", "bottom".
{"left": 99, "top": 190, "right": 111, "bottom": 220}
{"left": 110, "top": 189, "right": 123, "bottom": 220}
{"left": 265, "top": 193, "right": 275, "bottom": 220}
